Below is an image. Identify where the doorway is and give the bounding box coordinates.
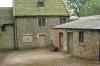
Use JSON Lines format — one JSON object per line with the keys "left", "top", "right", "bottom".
{"left": 39, "top": 34, "right": 46, "bottom": 48}
{"left": 59, "top": 32, "right": 63, "bottom": 50}
{"left": 67, "top": 32, "right": 73, "bottom": 54}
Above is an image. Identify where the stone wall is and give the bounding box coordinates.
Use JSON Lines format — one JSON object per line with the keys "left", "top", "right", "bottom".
{"left": 16, "top": 16, "right": 69, "bottom": 49}
{"left": 0, "top": 25, "right": 14, "bottom": 50}
{"left": 72, "top": 30, "right": 99, "bottom": 60}
{"left": 53, "top": 29, "right": 100, "bottom": 60}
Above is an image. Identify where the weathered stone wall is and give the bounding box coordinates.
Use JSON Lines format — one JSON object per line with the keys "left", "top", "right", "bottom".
{"left": 16, "top": 16, "right": 69, "bottom": 49}
{"left": 54, "top": 29, "right": 99, "bottom": 60}
{"left": 0, "top": 25, "right": 14, "bottom": 50}
{"left": 72, "top": 30, "right": 99, "bottom": 60}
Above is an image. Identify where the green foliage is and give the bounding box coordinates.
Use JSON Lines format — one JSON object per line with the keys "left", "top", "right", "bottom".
{"left": 64, "top": 0, "right": 91, "bottom": 16}
{"left": 83, "top": 0, "right": 100, "bottom": 16}
{"left": 65, "top": 0, "right": 100, "bottom": 16}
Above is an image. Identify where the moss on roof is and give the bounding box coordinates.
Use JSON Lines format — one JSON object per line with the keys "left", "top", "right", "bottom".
{"left": 13, "top": 0, "right": 69, "bottom": 16}
{"left": 0, "top": 7, "right": 13, "bottom": 25}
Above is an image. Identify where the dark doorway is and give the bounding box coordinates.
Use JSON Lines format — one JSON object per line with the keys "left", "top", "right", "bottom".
{"left": 59, "top": 32, "right": 63, "bottom": 50}
{"left": 67, "top": 32, "right": 73, "bottom": 54}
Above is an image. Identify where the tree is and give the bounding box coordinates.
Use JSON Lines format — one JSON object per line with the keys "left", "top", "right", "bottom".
{"left": 64, "top": 0, "right": 100, "bottom": 16}
{"left": 64, "top": 0, "right": 91, "bottom": 17}
{"left": 83, "top": 0, "right": 100, "bottom": 16}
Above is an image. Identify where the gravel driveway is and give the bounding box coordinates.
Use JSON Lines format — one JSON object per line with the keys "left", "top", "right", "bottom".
{"left": 0, "top": 48, "right": 100, "bottom": 66}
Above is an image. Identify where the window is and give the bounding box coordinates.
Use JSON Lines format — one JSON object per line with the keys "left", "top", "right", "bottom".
{"left": 98, "top": 30, "right": 100, "bottom": 34}
{"left": 1, "top": 25, "right": 5, "bottom": 31}
{"left": 37, "top": 0, "right": 44, "bottom": 7}
{"left": 79, "top": 32, "right": 84, "bottom": 43}
{"left": 60, "top": 17, "right": 66, "bottom": 24}
{"left": 38, "top": 17, "right": 46, "bottom": 26}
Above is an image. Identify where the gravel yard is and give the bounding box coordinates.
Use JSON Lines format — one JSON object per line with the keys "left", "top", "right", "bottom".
{"left": 0, "top": 48, "right": 100, "bottom": 66}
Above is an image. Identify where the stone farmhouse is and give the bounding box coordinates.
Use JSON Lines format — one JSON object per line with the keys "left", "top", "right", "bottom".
{"left": 0, "top": 0, "right": 69, "bottom": 50}
{"left": 53, "top": 15, "right": 100, "bottom": 61}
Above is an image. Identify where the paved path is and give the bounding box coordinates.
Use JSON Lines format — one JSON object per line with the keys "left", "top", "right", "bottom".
{"left": 0, "top": 48, "right": 100, "bottom": 66}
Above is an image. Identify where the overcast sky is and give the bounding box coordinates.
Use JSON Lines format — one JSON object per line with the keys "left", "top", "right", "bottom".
{"left": 0, "top": 0, "right": 12, "bottom": 7}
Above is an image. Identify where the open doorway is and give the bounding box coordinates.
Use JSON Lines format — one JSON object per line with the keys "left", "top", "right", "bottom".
{"left": 59, "top": 32, "right": 63, "bottom": 50}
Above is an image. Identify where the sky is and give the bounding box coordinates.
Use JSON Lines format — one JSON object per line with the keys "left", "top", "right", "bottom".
{"left": 0, "top": 0, "right": 12, "bottom": 7}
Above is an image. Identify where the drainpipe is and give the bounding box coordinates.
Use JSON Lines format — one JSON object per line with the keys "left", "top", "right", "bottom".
{"left": 13, "top": 16, "right": 18, "bottom": 50}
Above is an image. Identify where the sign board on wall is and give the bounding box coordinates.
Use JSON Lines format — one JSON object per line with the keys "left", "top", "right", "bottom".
{"left": 23, "top": 34, "right": 33, "bottom": 43}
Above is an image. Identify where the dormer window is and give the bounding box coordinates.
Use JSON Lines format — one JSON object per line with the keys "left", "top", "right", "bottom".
{"left": 37, "top": 0, "right": 44, "bottom": 7}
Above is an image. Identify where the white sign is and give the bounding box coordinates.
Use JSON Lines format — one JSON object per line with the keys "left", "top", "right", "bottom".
{"left": 23, "top": 34, "right": 33, "bottom": 43}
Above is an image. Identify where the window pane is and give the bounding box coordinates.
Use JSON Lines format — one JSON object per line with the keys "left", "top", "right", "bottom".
{"left": 42, "top": 18, "right": 45, "bottom": 26}
{"left": 38, "top": 2, "right": 44, "bottom": 7}
{"left": 60, "top": 18, "right": 62, "bottom": 24}
{"left": 63, "top": 18, "right": 66, "bottom": 23}
{"left": 60, "top": 17, "right": 66, "bottom": 24}
{"left": 38, "top": 0, "right": 44, "bottom": 7}
{"left": 38, "top": 18, "right": 41, "bottom": 26}
{"left": 38, "top": 17, "right": 45, "bottom": 26}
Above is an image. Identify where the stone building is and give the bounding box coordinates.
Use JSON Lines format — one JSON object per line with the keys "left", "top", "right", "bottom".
{"left": 53, "top": 16, "right": 100, "bottom": 60}
{"left": 0, "top": 0, "right": 69, "bottom": 50}
{"left": 0, "top": 8, "right": 14, "bottom": 50}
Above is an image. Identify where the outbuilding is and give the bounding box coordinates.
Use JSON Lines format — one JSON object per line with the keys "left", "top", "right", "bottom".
{"left": 53, "top": 16, "right": 100, "bottom": 60}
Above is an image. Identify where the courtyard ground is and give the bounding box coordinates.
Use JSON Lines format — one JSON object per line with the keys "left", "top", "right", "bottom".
{"left": 0, "top": 48, "right": 100, "bottom": 66}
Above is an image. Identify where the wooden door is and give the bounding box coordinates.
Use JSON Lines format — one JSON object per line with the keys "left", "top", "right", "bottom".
{"left": 59, "top": 32, "right": 63, "bottom": 50}
{"left": 67, "top": 32, "right": 73, "bottom": 54}
{"left": 39, "top": 35, "right": 45, "bottom": 48}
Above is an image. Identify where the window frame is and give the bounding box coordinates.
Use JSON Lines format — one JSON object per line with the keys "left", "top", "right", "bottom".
{"left": 37, "top": 0, "right": 45, "bottom": 7}
{"left": 60, "top": 17, "right": 66, "bottom": 24}
{"left": 38, "top": 17, "right": 46, "bottom": 26}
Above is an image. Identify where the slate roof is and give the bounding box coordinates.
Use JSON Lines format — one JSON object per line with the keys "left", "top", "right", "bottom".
{"left": 0, "top": 7, "right": 13, "bottom": 26}
{"left": 13, "top": 0, "right": 69, "bottom": 16}
{"left": 54, "top": 15, "right": 100, "bottom": 29}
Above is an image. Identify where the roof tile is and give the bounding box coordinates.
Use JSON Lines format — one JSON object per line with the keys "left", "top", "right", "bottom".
{"left": 54, "top": 15, "right": 100, "bottom": 29}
